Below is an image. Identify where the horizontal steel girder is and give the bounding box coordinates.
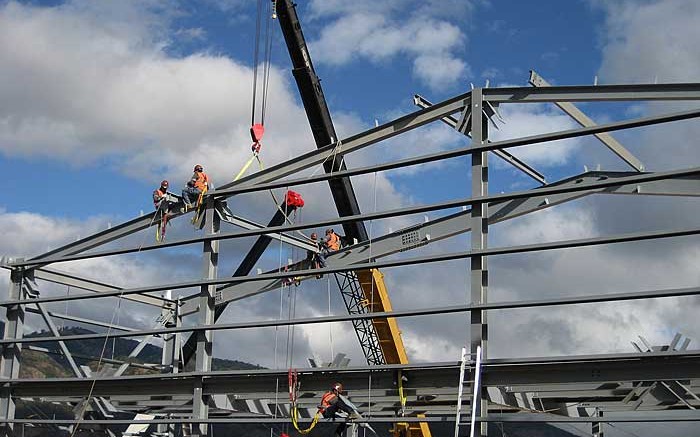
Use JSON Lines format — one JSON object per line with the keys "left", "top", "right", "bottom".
{"left": 12, "top": 165, "right": 700, "bottom": 269}
{"left": 7, "top": 352, "right": 700, "bottom": 401}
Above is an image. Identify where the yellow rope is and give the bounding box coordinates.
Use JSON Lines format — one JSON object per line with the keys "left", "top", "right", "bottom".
{"left": 291, "top": 405, "right": 320, "bottom": 434}
{"left": 395, "top": 370, "right": 409, "bottom": 435}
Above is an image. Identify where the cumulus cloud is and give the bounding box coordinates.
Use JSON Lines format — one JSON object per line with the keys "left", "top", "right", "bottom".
{"left": 490, "top": 103, "right": 583, "bottom": 168}
{"left": 597, "top": 0, "right": 700, "bottom": 84}
{"left": 306, "top": 1, "right": 471, "bottom": 90}
{"left": 0, "top": 0, "right": 314, "bottom": 186}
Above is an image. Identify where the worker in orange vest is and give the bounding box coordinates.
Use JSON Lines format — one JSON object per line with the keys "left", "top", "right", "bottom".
{"left": 324, "top": 228, "right": 341, "bottom": 251}
{"left": 182, "top": 164, "right": 210, "bottom": 210}
{"left": 319, "top": 382, "right": 354, "bottom": 436}
{"left": 152, "top": 180, "right": 170, "bottom": 214}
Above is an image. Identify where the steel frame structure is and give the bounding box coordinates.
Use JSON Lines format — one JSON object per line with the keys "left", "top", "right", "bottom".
{"left": 2, "top": 82, "right": 700, "bottom": 437}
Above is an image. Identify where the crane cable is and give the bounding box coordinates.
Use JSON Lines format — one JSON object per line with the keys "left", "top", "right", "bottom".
{"left": 250, "top": 0, "right": 274, "bottom": 135}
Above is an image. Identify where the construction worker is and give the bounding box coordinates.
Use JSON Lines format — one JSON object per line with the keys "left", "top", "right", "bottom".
{"left": 152, "top": 180, "right": 170, "bottom": 214}
{"left": 319, "top": 382, "right": 355, "bottom": 437}
{"left": 325, "top": 228, "right": 341, "bottom": 252}
{"left": 182, "top": 164, "right": 210, "bottom": 210}
{"left": 304, "top": 232, "right": 327, "bottom": 279}
{"left": 307, "top": 233, "right": 327, "bottom": 268}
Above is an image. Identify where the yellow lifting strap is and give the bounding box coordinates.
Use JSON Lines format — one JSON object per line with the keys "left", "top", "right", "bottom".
{"left": 394, "top": 369, "right": 409, "bottom": 436}
{"left": 291, "top": 405, "right": 320, "bottom": 434}
{"left": 190, "top": 185, "right": 209, "bottom": 225}
{"left": 234, "top": 153, "right": 264, "bottom": 182}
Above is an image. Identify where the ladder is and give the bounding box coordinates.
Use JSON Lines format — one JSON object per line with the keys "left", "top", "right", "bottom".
{"left": 454, "top": 345, "right": 482, "bottom": 437}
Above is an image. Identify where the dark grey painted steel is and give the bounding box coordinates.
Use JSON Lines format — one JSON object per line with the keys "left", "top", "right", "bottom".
{"left": 484, "top": 82, "right": 700, "bottom": 103}
{"left": 414, "top": 94, "right": 546, "bottom": 184}
{"left": 210, "top": 105, "right": 699, "bottom": 199}
{"left": 5, "top": 222, "right": 700, "bottom": 311}
{"left": 193, "top": 203, "right": 218, "bottom": 436}
{"left": 35, "top": 303, "right": 83, "bottom": 377}
{"left": 7, "top": 283, "right": 700, "bottom": 345}
{"left": 0, "top": 266, "right": 25, "bottom": 436}
{"left": 31, "top": 266, "right": 171, "bottom": 308}
{"left": 529, "top": 70, "right": 644, "bottom": 172}
{"left": 14, "top": 166, "right": 700, "bottom": 269}
{"left": 18, "top": 86, "right": 700, "bottom": 269}
{"left": 7, "top": 351, "right": 700, "bottom": 397}
{"left": 25, "top": 306, "right": 137, "bottom": 332}
{"left": 6, "top": 414, "right": 700, "bottom": 425}
{"left": 217, "top": 207, "right": 317, "bottom": 252}
{"left": 216, "top": 93, "right": 472, "bottom": 191}
{"left": 25, "top": 345, "right": 158, "bottom": 371}
{"left": 469, "top": 88, "right": 488, "bottom": 436}
{"left": 191, "top": 171, "right": 700, "bottom": 315}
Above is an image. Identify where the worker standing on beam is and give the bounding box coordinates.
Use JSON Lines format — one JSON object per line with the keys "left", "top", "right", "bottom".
{"left": 182, "top": 164, "right": 210, "bottom": 211}
{"left": 306, "top": 232, "right": 326, "bottom": 278}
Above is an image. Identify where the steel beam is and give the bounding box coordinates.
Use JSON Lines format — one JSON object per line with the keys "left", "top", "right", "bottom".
{"left": 31, "top": 267, "right": 171, "bottom": 308}
{"left": 7, "top": 351, "right": 700, "bottom": 397}
{"left": 216, "top": 206, "right": 317, "bottom": 253}
{"left": 193, "top": 199, "right": 218, "bottom": 436}
{"left": 6, "top": 222, "right": 700, "bottom": 312}
{"left": 5, "top": 282, "right": 700, "bottom": 346}
{"left": 211, "top": 104, "right": 699, "bottom": 200}
{"left": 414, "top": 94, "right": 546, "bottom": 184}
{"left": 35, "top": 303, "right": 83, "bottom": 377}
{"left": 24, "top": 307, "right": 136, "bottom": 332}
{"left": 17, "top": 86, "right": 700, "bottom": 270}
{"left": 0, "top": 264, "right": 26, "bottom": 437}
{"left": 470, "top": 88, "right": 489, "bottom": 437}
{"left": 25, "top": 345, "right": 159, "bottom": 371}
{"left": 484, "top": 83, "right": 700, "bottom": 103}
{"left": 216, "top": 92, "right": 471, "bottom": 191}
{"left": 16, "top": 165, "right": 700, "bottom": 269}
{"left": 529, "top": 70, "right": 644, "bottom": 172}
{"left": 5, "top": 413, "right": 700, "bottom": 425}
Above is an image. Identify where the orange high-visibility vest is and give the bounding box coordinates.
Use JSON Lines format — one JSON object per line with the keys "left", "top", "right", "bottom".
{"left": 193, "top": 171, "right": 209, "bottom": 191}
{"left": 319, "top": 391, "right": 337, "bottom": 413}
{"left": 327, "top": 233, "right": 340, "bottom": 251}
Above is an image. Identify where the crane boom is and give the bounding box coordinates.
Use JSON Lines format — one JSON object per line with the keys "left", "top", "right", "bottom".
{"left": 275, "top": 3, "right": 430, "bottom": 435}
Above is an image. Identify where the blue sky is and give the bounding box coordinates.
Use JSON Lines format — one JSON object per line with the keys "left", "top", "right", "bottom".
{"left": 0, "top": 0, "right": 611, "bottom": 219}
{"left": 2, "top": 2, "right": 700, "bottom": 434}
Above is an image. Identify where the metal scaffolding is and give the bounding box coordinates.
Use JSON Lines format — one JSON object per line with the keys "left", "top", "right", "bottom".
{"left": 2, "top": 80, "right": 700, "bottom": 437}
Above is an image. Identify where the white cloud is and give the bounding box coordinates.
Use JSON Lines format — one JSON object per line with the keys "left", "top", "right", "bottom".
{"left": 306, "top": 3, "right": 471, "bottom": 90}
{"left": 0, "top": 0, "right": 315, "bottom": 186}
{"left": 489, "top": 103, "right": 582, "bottom": 167}
{"left": 597, "top": 0, "right": 700, "bottom": 84}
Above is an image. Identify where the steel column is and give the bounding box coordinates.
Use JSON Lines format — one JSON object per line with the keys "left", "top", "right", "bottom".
{"left": 159, "top": 291, "right": 180, "bottom": 437}
{"left": 469, "top": 88, "right": 489, "bottom": 437}
{"left": 193, "top": 200, "right": 219, "bottom": 436}
{"left": 0, "top": 264, "right": 26, "bottom": 437}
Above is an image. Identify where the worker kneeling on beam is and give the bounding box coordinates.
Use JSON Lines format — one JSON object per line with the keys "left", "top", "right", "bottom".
{"left": 319, "top": 383, "right": 359, "bottom": 437}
